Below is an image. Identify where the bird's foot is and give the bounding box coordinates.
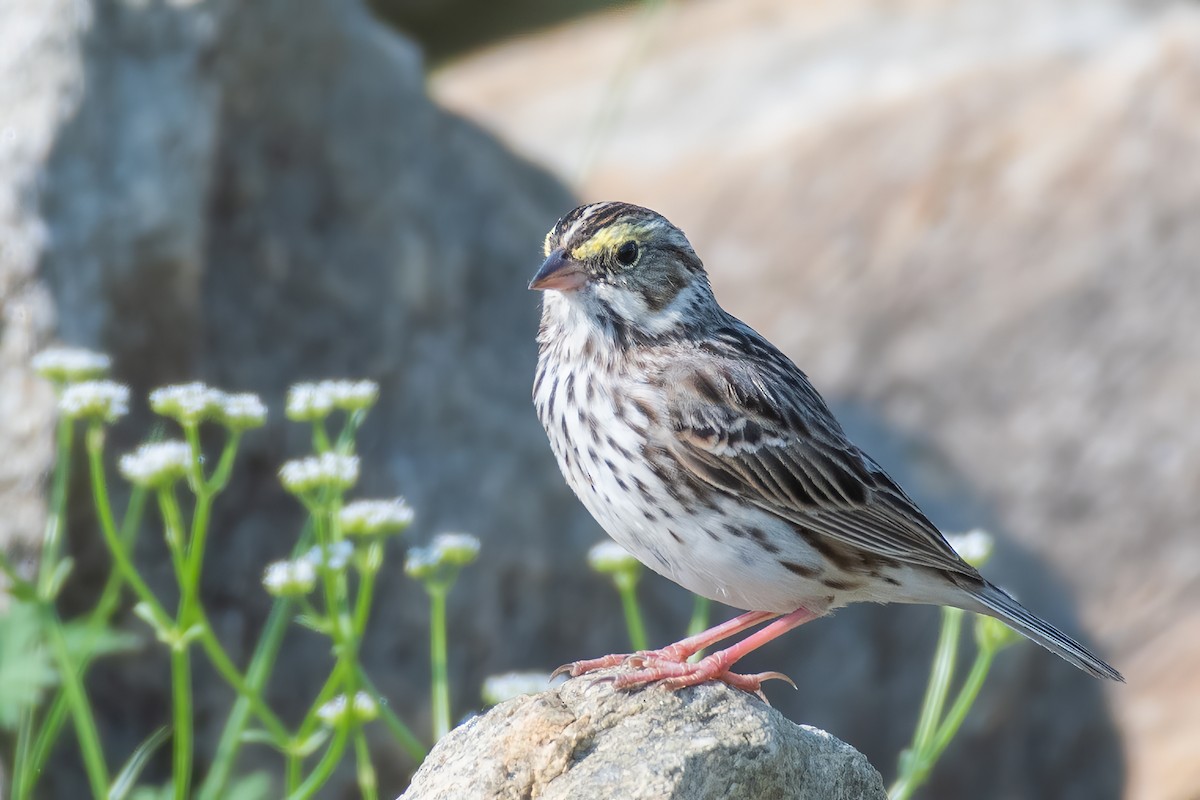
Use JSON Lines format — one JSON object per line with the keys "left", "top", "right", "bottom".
{"left": 550, "top": 642, "right": 697, "bottom": 680}
{"left": 611, "top": 653, "right": 796, "bottom": 700}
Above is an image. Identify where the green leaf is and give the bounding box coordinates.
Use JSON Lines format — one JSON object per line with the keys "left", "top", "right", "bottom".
{"left": 62, "top": 620, "right": 142, "bottom": 664}
{"left": 127, "top": 784, "right": 172, "bottom": 800}
{"left": 0, "top": 603, "right": 58, "bottom": 729}
{"left": 108, "top": 727, "right": 169, "bottom": 800}
{"left": 222, "top": 771, "right": 273, "bottom": 800}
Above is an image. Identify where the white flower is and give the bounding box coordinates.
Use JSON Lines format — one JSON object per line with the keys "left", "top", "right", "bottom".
{"left": 946, "top": 529, "right": 995, "bottom": 569}
{"left": 149, "top": 382, "right": 225, "bottom": 426}
{"left": 316, "top": 691, "right": 377, "bottom": 726}
{"left": 403, "top": 546, "right": 439, "bottom": 581}
{"left": 286, "top": 380, "right": 379, "bottom": 422}
{"left": 351, "top": 691, "right": 378, "bottom": 722}
{"left": 431, "top": 533, "right": 480, "bottom": 566}
{"left": 481, "top": 671, "right": 562, "bottom": 705}
{"left": 219, "top": 392, "right": 267, "bottom": 430}
{"left": 587, "top": 541, "right": 640, "bottom": 575}
{"left": 262, "top": 559, "right": 317, "bottom": 597}
{"left": 339, "top": 499, "right": 414, "bottom": 537}
{"left": 301, "top": 541, "right": 355, "bottom": 572}
{"left": 279, "top": 453, "right": 360, "bottom": 494}
{"left": 118, "top": 441, "right": 192, "bottom": 488}
{"left": 404, "top": 533, "right": 480, "bottom": 582}
{"left": 32, "top": 347, "right": 111, "bottom": 382}
{"left": 286, "top": 383, "right": 335, "bottom": 422}
{"left": 316, "top": 694, "right": 348, "bottom": 726}
{"left": 59, "top": 380, "right": 130, "bottom": 423}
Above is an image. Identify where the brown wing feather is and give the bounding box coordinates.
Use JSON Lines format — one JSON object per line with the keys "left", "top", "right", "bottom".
{"left": 662, "top": 331, "right": 979, "bottom": 579}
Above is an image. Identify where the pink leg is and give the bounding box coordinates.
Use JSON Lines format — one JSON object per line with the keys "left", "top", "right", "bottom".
{"left": 552, "top": 610, "right": 778, "bottom": 679}
{"left": 612, "top": 606, "right": 819, "bottom": 696}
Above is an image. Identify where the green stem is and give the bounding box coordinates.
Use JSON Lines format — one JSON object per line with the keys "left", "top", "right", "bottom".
{"left": 170, "top": 645, "right": 193, "bottom": 800}
{"left": 199, "top": 524, "right": 316, "bottom": 800}
{"left": 85, "top": 425, "right": 172, "bottom": 629}
{"left": 927, "top": 644, "right": 995, "bottom": 762}
{"left": 285, "top": 751, "right": 302, "bottom": 795}
{"left": 614, "top": 574, "right": 648, "bottom": 652}
{"left": 159, "top": 483, "right": 196, "bottom": 800}
{"left": 889, "top": 606, "right": 965, "bottom": 800}
{"left": 287, "top": 726, "right": 349, "bottom": 800}
{"left": 42, "top": 606, "right": 109, "bottom": 797}
{"left": 911, "top": 607, "right": 962, "bottom": 755}
{"left": 429, "top": 585, "right": 451, "bottom": 740}
{"left": 195, "top": 622, "right": 292, "bottom": 743}
{"left": 20, "top": 488, "right": 147, "bottom": 798}
{"left": 36, "top": 418, "right": 74, "bottom": 598}
{"left": 354, "top": 666, "right": 426, "bottom": 762}
{"left": 685, "top": 594, "right": 711, "bottom": 662}
{"left": 197, "top": 604, "right": 296, "bottom": 800}
{"left": 11, "top": 699, "right": 35, "bottom": 800}
{"left": 353, "top": 728, "right": 378, "bottom": 800}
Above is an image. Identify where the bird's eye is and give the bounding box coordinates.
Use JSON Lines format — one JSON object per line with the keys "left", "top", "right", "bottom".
{"left": 615, "top": 241, "right": 639, "bottom": 266}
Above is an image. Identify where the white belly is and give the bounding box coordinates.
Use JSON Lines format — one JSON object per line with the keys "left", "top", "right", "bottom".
{"left": 535, "top": 356, "right": 839, "bottom": 615}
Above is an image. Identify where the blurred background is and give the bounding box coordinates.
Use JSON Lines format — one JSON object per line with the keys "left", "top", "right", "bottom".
{"left": 2, "top": 0, "right": 1198, "bottom": 797}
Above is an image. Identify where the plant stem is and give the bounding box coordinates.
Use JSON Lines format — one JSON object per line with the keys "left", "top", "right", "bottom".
{"left": 287, "top": 726, "right": 349, "bottom": 800}
{"left": 199, "top": 523, "right": 317, "bottom": 800}
{"left": 889, "top": 606, "right": 965, "bottom": 800}
{"left": 36, "top": 418, "right": 74, "bottom": 598}
{"left": 911, "top": 607, "right": 962, "bottom": 755}
{"left": 42, "top": 605, "right": 109, "bottom": 798}
{"left": 928, "top": 643, "right": 995, "bottom": 761}
{"left": 429, "top": 584, "right": 451, "bottom": 740}
{"left": 686, "top": 594, "right": 711, "bottom": 662}
{"left": 85, "top": 425, "right": 172, "bottom": 629}
{"left": 20, "top": 487, "right": 147, "bottom": 798}
{"left": 170, "top": 645, "right": 193, "bottom": 800}
{"left": 354, "top": 666, "right": 426, "bottom": 762}
{"left": 353, "top": 728, "right": 378, "bottom": 800}
{"left": 614, "top": 573, "right": 648, "bottom": 652}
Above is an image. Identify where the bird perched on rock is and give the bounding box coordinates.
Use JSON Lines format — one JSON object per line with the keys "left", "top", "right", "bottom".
{"left": 530, "top": 201, "right": 1122, "bottom": 693}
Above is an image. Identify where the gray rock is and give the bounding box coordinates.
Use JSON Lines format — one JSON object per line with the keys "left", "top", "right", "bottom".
{"left": 0, "top": 0, "right": 596, "bottom": 795}
{"left": 401, "top": 670, "right": 886, "bottom": 800}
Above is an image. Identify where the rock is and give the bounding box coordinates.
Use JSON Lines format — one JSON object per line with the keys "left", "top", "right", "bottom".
{"left": 0, "top": 0, "right": 598, "bottom": 795}
{"left": 400, "top": 670, "right": 886, "bottom": 800}
{"left": 434, "top": 1, "right": 1200, "bottom": 797}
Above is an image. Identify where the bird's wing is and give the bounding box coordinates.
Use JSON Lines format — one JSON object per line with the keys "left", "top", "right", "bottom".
{"left": 661, "top": 336, "right": 977, "bottom": 578}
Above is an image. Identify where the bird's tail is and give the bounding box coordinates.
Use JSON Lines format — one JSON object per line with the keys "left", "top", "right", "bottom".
{"left": 959, "top": 579, "right": 1124, "bottom": 682}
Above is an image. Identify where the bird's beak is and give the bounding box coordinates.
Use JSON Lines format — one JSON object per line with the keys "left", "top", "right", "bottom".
{"left": 529, "top": 248, "right": 587, "bottom": 292}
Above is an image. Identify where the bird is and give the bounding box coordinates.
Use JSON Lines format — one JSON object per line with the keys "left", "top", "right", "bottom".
{"left": 529, "top": 201, "right": 1123, "bottom": 694}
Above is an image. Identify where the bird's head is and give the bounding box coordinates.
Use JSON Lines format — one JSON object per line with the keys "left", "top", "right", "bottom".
{"left": 530, "top": 202, "right": 714, "bottom": 339}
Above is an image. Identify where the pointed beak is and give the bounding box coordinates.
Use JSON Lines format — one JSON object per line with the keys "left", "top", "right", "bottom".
{"left": 529, "top": 248, "right": 587, "bottom": 292}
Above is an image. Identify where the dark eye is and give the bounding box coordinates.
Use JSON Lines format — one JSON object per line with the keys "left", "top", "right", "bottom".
{"left": 615, "top": 241, "right": 639, "bottom": 266}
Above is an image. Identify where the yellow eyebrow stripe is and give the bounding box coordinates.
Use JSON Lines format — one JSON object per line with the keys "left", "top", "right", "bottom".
{"left": 569, "top": 222, "right": 657, "bottom": 261}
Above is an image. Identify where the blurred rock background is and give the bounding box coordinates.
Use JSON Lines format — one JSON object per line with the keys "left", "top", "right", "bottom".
{"left": 1, "top": 0, "right": 1196, "bottom": 798}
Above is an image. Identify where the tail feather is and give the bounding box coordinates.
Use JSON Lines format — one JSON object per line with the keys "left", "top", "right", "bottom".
{"left": 963, "top": 580, "right": 1124, "bottom": 682}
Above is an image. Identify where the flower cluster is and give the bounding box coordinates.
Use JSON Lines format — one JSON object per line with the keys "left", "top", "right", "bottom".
{"left": 59, "top": 380, "right": 130, "bottom": 423}
{"left": 279, "top": 453, "right": 360, "bottom": 495}
{"left": 946, "top": 529, "right": 994, "bottom": 569}
{"left": 316, "top": 691, "right": 378, "bottom": 727}
{"left": 587, "top": 541, "right": 640, "bottom": 576}
{"left": 32, "top": 347, "right": 111, "bottom": 383}
{"left": 339, "top": 499, "right": 414, "bottom": 537}
{"left": 118, "top": 441, "right": 192, "bottom": 489}
{"left": 286, "top": 380, "right": 379, "bottom": 422}
{"left": 149, "top": 383, "right": 267, "bottom": 429}
{"left": 262, "top": 559, "right": 318, "bottom": 598}
{"left": 404, "top": 533, "right": 481, "bottom": 585}
{"left": 301, "top": 541, "right": 355, "bottom": 572}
